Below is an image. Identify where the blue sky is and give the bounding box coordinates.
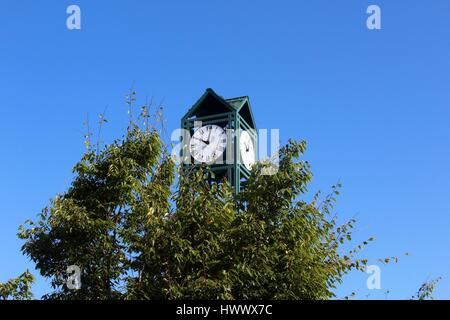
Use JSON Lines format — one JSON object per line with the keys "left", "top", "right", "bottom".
{"left": 1, "top": 0, "right": 449, "bottom": 299}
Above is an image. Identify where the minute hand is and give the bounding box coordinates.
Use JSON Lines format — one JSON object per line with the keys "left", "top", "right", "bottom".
{"left": 207, "top": 127, "right": 213, "bottom": 143}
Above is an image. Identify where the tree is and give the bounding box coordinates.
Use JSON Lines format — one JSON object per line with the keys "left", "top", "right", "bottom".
{"left": 19, "top": 95, "right": 372, "bottom": 300}
{"left": 412, "top": 277, "right": 441, "bottom": 300}
{"left": 0, "top": 270, "right": 34, "bottom": 300}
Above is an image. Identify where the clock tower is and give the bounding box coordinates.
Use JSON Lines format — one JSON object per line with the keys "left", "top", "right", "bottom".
{"left": 181, "top": 88, "right": 257, "bottom": 194}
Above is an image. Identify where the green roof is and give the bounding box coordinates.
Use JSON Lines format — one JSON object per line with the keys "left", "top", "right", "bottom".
{"left": 182, "top": 89, "right": 256, "bottom": 129}
{"left": 225, "top": 96, "right": 248, "bottom": 109}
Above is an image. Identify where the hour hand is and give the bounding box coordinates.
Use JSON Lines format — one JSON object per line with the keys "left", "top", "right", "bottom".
{"left": 192, "top": 137, "right": 209, "bottom": 145}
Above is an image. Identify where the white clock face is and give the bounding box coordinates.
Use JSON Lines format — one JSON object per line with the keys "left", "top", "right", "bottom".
{"left": 240, "top": 130, "right": 255, "bottom": 170}
{"left": 190, "top": 124, "right": 227, "bottom": 164}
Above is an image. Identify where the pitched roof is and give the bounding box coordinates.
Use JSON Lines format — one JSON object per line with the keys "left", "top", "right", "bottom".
{"left": 225, "top": 96, "right": 247, "bottom": 109}
{"left": 182, "top": 88, "right": 256, "bottom": 129}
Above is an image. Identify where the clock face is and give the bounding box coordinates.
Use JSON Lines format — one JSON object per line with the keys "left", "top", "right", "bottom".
{"left": 240, "top": 130, "right": 255, "bottom": 170}
{"left": 190, "top": 124, "right": 227, "bottom": 164}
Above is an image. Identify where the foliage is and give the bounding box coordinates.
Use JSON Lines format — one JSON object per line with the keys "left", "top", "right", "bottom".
{"left": 412, "top": 277, "right": 441, "bottom": 300}
{"left": 0, "top": 270, "right": 35, "bottom": 300}
{"left": 18, "top": 94, "right": 374, "bottom": 300}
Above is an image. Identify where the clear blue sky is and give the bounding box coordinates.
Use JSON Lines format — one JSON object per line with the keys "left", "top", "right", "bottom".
{"left": 1, "top": 0, "right": 449, "bottom": 299}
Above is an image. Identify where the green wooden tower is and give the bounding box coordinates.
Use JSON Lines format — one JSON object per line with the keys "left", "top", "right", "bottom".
{"left": 181, "top": 88, "right": 257, "bottom": 194}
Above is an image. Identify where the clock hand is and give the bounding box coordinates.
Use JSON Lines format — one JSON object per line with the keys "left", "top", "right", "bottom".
{"left": 207, "top": 126, "right": 212, "bottom": 142}
{"left": 193, "top": 136, "right": 209, "bottom": 145}
{"left": 202, "top": 128, "right": 211, "bottom": 145}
